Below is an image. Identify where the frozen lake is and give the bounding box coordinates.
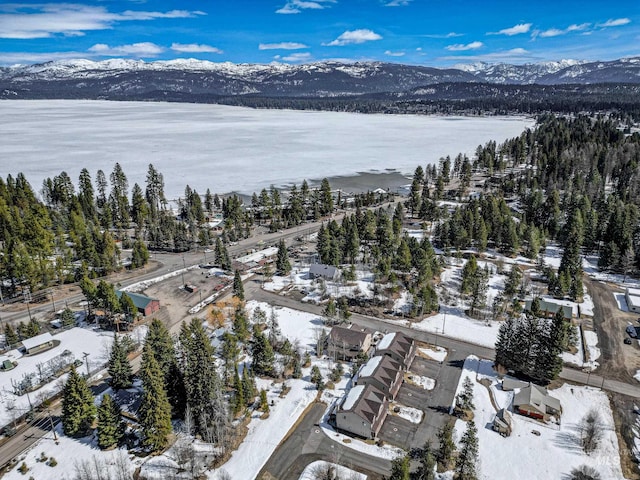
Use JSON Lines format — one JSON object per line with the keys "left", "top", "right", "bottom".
{"left": 0, "top": 100, "right": 533, "bottom": 199}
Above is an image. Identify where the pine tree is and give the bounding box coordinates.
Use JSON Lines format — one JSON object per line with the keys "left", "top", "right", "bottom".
{"left": 455, "top": 377, "right": 475, "bottom": 412}
{"left": 96, "top": 393, "right": 124, "bottom": 449}
{"left": 145, "top": 318, "right": 185, "bottom": 418}
{"left": 276, "top": 239, "right": 291, "bottom": 274}
{"left": 310, "top": 365, "right": 324, "bottom": 390}
{"left": 61, "top": 365, "right": 96, "bottom": 437}
{"left": 435, "top": 422, "right": 455, "bottom": 471}
{"left": 4, "top": 324, "right": 18, "bottom": 346}
{"left": 387, "top": 454, "right": 410, "bottom": 480}
{"left": 108, "top": 335, "right": 133, "bottom": 390}
{"left": 455, "top": 420, "right": 479, "bottom": 480}
{"left": 241, "top": 365, "right": 256, "bottom": 406}
{"left": 323, "top": 297, "right": 337, "bottom": 325}
{"left": 130, "top": 238, "right": 149, "bottom": 268}
{"left": 231, "top": 364, "right": 245, "bottom": 416}
{"left": 259, "top": 389, "right": 269, "bottom": 413}
{"left": 179, "top": 318, "right": 227, "bottom": 441}
{"left": 232, "top": 307, "right": 250, "bottom": 342}
{"left": 233, "top": 269, "right": 244, "bottom": 300}
{"left": 251, "top": 330, "right": 275, "bottom": 377}
{"left": 494, "top": 316, "right": 516, "bottom": 369}
{"left": 418, "top": 441, "right": 436, "bottom": 480}
{"left": 138, "top": 349, "right": 172, "bottom": 452}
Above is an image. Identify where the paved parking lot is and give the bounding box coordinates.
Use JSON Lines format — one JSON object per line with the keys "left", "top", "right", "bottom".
{"left": 377, "top": 348, "right": 468, "bottom": 450}
{"left": 379, "top": 413, "right": 418, "bottom": 449}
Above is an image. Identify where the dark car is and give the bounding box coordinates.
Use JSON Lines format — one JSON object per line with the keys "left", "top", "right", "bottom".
{"left": 624, "top": 337, "right": 633, "bottom": 345}
{"left": 626, "top": 325, "right": 638, "bottom": 338}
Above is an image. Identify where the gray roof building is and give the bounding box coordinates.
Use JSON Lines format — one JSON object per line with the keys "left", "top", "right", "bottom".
{"left": 309, "top": 264, "right": 340, "bottom": 281}
{"left": 334, "top": 384, "right": 388, "bottom": 439}
{"left": 513, "top": 383, "right": 562, "bottom": 421}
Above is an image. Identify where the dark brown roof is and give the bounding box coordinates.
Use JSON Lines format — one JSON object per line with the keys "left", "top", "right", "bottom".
{"left": 340, "top": 384, "right": 387, "bottom": 424}
{"left": 358, "top": 355, "right": 402, "bottom": 390}
{"left": 329, "top": 325, "right": 371, "bottom": 348}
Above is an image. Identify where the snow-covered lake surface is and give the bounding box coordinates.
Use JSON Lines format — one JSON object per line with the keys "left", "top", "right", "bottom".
{"left": 0, "top": 100, "right": 533, "bottom": 199}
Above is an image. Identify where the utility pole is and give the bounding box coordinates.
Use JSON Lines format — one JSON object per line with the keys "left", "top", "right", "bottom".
{"left": 82, "top": 352, "right": 90, "bottom": 377}
{"left": 181, "top": 254, "right": 186, "bottom": 287}
{"left": 47, "top": 408, "right": 58, "bottom": 441}
{"left": 50, "top": 291, "right": 56, "bottom": 312}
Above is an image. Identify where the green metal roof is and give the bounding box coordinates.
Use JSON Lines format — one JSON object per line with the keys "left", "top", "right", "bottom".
{"left": 116, "top": 290, "right": 158, "bottom": 309}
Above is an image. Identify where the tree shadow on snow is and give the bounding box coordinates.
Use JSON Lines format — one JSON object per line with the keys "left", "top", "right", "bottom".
{"left": 552, "top": 422, "right": 584, "bottom": 453}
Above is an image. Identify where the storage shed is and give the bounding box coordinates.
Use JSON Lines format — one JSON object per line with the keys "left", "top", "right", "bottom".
{"left": 21, "top": 332, "right": 55, "bottom": 355}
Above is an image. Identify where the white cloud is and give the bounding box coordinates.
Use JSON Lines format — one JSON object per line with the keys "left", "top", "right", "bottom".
{"left": 0, "top": 50, "right": 87, "bottom": 65}
{"left": 598, "top": 18, "right": 631, "bottom": 28}
{"left": 488, "top": 23, "right": 532, "bottom": 36}
{"left": 423, "top": 32, "right": 463, "bottom": 39}
{"left": 88, "top": 42, "right": 164, "bottom": 57}
{"left": 538, "top": 23, "right": 591, "bottom": 38}
{"left": 384, "top": 50, "right": 405, "bottom": 57}
{"left": 539, "top": 28, "right": 564, "bottom": 38}
{"left": 385, "top": 0, "right": 412, "bottom": 6}
{"left": 0, "top": 4, "right": 203, "bottom": 39}
{"left": 445, "top": 41, "right": 483, "bottom": 51}
{"left": 170, "top": 43, "right": 223, "bottom": 54}
{"left": 277, "top": 52, "right": 313, "bottom": 62}
{"left": 276, "top": 0, "right": 335, "bottom": 14}
{"left": 324, "top": 29, "right": 382, "bottom": 46}
{"left": 259, "top": 42, "right": 308, "bottom": 50}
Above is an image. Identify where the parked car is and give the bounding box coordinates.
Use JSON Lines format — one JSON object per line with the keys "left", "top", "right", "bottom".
{"left": 624, "top": 338, "right": 633, "bottom": 345}
{"left": 626, "top": 325, "right": 638, "bottom": 338}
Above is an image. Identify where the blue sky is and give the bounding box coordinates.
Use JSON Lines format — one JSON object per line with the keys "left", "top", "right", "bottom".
{"left": 0, "top": 0, "right": 638, "bottom": 66}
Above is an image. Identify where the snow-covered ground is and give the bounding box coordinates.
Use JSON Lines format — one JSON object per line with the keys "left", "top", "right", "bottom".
{"left": 392, "top": 404, "right": 423, "bottom": 424}
{"left": 0, "top": 101, "right": 533, "bottom": 199}
{"left": 406, "top": 373, "right": 436, "bottom": 390}
{"left": 207, "top": 378, "right": 317, "bottom": 480}
{"left": 413, "top": 305, "right": 501, "bottom": 348}
{"left": 0, "top": 327, "right": 113, "bottom": 428}
{"left": 299, "top": 461, "right": 367, "bottom": 480}
{"left": 418, "top": 345, "right": 447, "bottom": 363}
{"left": 3, "top": 425, "right": 137, "bottom": 480}
{"left": 561, "top": 328, "right": 601, "bottom": 370}
{"left": 263, "top": 267, "right": 381, "bottom": 305}
{"left": 453, "top": 357, "right": 624, "bottom": 480}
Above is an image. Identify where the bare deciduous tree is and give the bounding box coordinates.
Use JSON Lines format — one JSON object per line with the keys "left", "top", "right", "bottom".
{"left": 580, "top": 409, "right": 603, "bottom": 455}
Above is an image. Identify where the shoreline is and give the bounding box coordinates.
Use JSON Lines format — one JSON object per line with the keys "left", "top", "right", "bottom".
{"left": 226, "top": 170, "right": 412, "bottom": 202}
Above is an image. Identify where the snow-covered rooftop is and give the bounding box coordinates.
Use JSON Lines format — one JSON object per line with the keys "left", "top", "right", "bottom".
{"left": 21, "top": 332, "right": 54, "bottom": 351}
{"left": 358, "top": 355, "right": 382, "bottom": 379}
{"left": 377, "top": 332, "right": 395, "bottom": 351}
{"left": 342, "top": 385, "right": 365, "bottom": 411}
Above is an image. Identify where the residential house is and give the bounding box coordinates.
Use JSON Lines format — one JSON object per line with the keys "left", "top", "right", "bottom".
{"left": 513, "top": 383, "right": 562, "bottom": 421}
{"left": 327, "top": 325, "right": 372, "bottom": 361}
{"left": 524, "top": 298, "right": 574, "bottom": 320}
{"left": 625, "top": 288, "right": 640, "bottom": 314}
{"left": 21, "top": 332, "right": 55, "bottom": 355}
{"left": 116, "top": 291, "right": 160, "bottom": 317}
{"left": 356, "top": 355, "right": 403, "bottom": 400}
{"left": 334, "top": 384, "right": 388, "bottom": 439}
{"left": 376, "top": 332, "right": 417, "bottom": 370}
{"left": 309, "top": 264, "right": 340, "bottom": 282}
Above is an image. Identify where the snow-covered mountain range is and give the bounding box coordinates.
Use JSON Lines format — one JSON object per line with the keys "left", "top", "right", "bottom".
{"left": 1, "top": 56, "right": 639, "bottom": 99}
